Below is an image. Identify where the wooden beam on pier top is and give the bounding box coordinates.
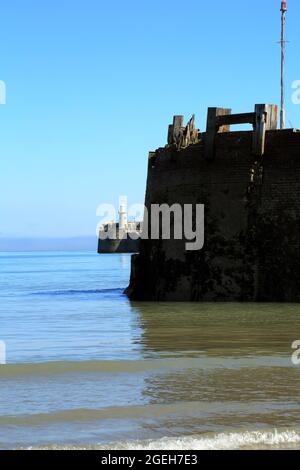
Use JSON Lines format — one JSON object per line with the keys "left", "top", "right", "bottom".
{"left": 205, "top": 104, "right": 278, "bottom": 160}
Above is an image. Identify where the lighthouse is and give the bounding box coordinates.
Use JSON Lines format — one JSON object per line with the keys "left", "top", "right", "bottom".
{"left": 119, "top": 204, "right": 128, "bottom": 230}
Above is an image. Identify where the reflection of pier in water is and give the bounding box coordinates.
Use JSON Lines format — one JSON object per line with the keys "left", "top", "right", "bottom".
{"left": 131, "top": 302, "right": 297, "bottom": 358}
{"left": 128, "top": 303, "right": 300, "bottom": 437}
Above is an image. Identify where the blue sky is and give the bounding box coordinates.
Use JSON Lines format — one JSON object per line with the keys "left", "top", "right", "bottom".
{"left": 0, "top": 0, "right": 299, "bottom": 238}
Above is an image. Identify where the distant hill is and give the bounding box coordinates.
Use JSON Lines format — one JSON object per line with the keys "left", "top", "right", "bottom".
{"left": 0, "top": 236, "right": 98, "bottom": 252}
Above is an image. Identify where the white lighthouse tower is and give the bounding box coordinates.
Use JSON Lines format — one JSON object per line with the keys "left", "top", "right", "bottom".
{"left": 119, "top": 203, "right": 128, "bottom": 230}
{"left": 98, "top": 196, "right": 142, "bottom": 253}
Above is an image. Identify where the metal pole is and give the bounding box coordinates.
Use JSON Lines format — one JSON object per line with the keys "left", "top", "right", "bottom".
{"left": 280, "top": 2, "right": 287, "bottom": 130}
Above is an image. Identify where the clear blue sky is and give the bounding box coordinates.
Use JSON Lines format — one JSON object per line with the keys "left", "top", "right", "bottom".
{"left": 0, "top": 0, "right": 299, "bottom": 238}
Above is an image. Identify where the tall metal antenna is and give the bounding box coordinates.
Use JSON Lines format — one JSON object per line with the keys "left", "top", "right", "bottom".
{"left": 280, "top": 1, "right": 287, "bottom": 130}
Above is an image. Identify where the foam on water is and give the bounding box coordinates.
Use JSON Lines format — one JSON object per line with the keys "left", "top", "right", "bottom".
{"left": 26, "top": 429, "right": 300, "bottom": 450}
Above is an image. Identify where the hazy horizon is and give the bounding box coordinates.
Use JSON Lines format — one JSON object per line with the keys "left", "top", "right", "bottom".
{"left": 0, "top": 235, "right": 98, "bottom": 252}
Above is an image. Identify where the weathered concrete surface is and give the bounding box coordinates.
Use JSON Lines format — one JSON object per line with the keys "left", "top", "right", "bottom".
{"left": 126, "top": 129, "right": 300, "bottom": 301}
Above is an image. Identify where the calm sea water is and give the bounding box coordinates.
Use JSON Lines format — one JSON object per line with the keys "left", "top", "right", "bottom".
{"left": 1, "top": 251, "right": 300, "bottom": 450}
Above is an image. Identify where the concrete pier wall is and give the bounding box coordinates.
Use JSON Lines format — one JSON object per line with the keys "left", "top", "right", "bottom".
{"left": 126, "top": 129, "right": 300, "bottom": 301}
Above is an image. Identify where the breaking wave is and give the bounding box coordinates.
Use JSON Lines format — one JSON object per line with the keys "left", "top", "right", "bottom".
{"left": 24, "top": 429, "right": 300, "bottom": 450}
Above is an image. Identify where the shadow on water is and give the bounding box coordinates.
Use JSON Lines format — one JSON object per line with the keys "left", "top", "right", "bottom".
{"left": 130, "top": 302, "right": 300, "bottom": 358}
{"left": 127, "top": 302, "right": 300, "bottom": 435}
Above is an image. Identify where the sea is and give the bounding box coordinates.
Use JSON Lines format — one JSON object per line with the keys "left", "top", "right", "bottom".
{"left": 1, "top": 251, "right": 300, "bottom": 450}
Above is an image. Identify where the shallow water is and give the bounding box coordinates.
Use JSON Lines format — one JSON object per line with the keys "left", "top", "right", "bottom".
{"left": 0, "top": 251, "right": 300, "bottom": 450}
